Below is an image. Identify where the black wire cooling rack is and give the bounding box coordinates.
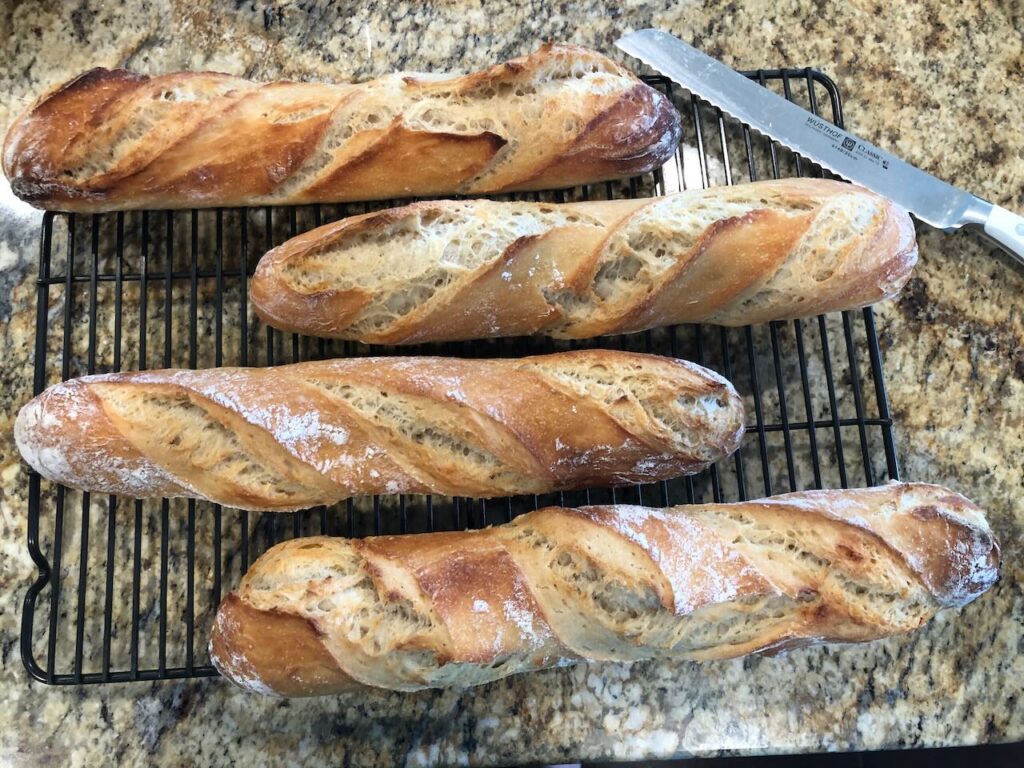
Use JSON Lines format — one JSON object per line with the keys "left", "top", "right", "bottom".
{"left": 21, "top": 70, "right": 900, "bottom": 685}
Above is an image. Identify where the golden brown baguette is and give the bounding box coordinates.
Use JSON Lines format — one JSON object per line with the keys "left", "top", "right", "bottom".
{"left": 209, "top": 482, "right": 1000, "bottom": 696}
{"left": 14, "top": 350, "right": 744, "bottom": 511}
{"left": 2, "top": 44, "right": 681, "bottom": 212}
{"left": 250, "top": 178, "right": 918, "bottom": 343}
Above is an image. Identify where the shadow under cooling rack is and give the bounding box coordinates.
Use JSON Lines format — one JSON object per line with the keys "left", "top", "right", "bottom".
{"left": 22, "top": 69, "right": 899, "bottom": 686}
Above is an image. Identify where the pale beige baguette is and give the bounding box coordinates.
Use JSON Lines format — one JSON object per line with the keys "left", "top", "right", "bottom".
{"left": 2, "top": 44, "right": 681, "bottom": 212}
{"left": 250, "top": 178, "right": 918, "bottom": 343}
{"left": 14, "top": 350, "right": 744, "bottom": 511}
{"left": 209, "top": 482, "right": 999, "bottom": 696}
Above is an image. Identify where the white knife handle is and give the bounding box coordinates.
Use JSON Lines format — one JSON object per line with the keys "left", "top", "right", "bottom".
{"left": 983, "top": 205, "right": 1024, "bottom": 266}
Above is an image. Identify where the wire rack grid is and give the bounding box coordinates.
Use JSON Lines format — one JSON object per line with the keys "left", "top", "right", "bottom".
{"left": 21, "top": 69, "right": 899, "bottom": 685}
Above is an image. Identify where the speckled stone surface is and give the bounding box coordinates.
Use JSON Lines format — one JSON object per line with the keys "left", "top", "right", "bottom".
{"left": 0, "top": 1, "right": 1022, "bottom": 765}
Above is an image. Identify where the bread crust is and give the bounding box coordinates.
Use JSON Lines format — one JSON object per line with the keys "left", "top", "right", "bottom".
{"left": 209, "top": 482, "right": 999, "bottom": 696}
{"left": 250, "top": 178, "right": 919, "bottom": 342}
{"left": 14, "top": 350, "right": 744, "bottom": 511}
{"left": 3, "top": 44, "right": 681, "bottom": 211}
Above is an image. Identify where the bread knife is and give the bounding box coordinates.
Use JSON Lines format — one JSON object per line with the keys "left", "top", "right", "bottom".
{"left": 616, "top": 29, "right": 1024, "bottom": 266}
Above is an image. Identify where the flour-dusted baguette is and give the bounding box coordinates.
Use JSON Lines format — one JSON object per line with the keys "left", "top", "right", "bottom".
{"left": 209, "top": 482, "right": 999, "bottom": 696}
{"left": 2, "top": 44, "right": 681, "bottom": 212}
{"left": 14, "top": 350, "right": 744, "bottom": 511}
{"left": 250, "top": 178, "right": 918, "bottom": 343}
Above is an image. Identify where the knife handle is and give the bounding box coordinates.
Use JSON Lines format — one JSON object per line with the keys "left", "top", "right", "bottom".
{"left": 982, "top": 205, "right": 1024, "bottom": 267}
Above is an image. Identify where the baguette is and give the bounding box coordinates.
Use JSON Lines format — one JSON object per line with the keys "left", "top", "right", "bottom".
{"left": 250, "top": 178, "right": 918, "bottom": 343}
{"left": 2, "top": 44, "right": 681, "bottom": 212}
{"left": 209, "top": 482, "right": 999, "bottom": 696}
{"left": 14, "top": 350, "right": 744, "bottom": 511}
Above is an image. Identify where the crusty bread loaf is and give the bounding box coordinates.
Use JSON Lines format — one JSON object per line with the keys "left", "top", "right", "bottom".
{"left": 2, "top": 44, "right": 681, "bottom": 212}
{"left": 14, "top": 350, "right": 744, "bottom": 511}
{"left": 250, "top": 178, "right": 918, "bottom": 343}
{"left": 209, "top": 482, "right": 999, "bottom": 696}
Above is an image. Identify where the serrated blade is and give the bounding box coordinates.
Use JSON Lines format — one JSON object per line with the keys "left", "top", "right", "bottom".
{"left": 616, "top": 29, "right": 989, "bottom": 230}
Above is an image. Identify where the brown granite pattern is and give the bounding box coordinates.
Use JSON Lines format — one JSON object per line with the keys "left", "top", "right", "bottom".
{"left": 0, "top": 1, "right": 1022, "bottom": 765}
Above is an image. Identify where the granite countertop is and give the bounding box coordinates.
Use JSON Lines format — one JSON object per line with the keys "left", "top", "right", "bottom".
{"left": 1, "top": 1, "right": 1021, "bottom": 765}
